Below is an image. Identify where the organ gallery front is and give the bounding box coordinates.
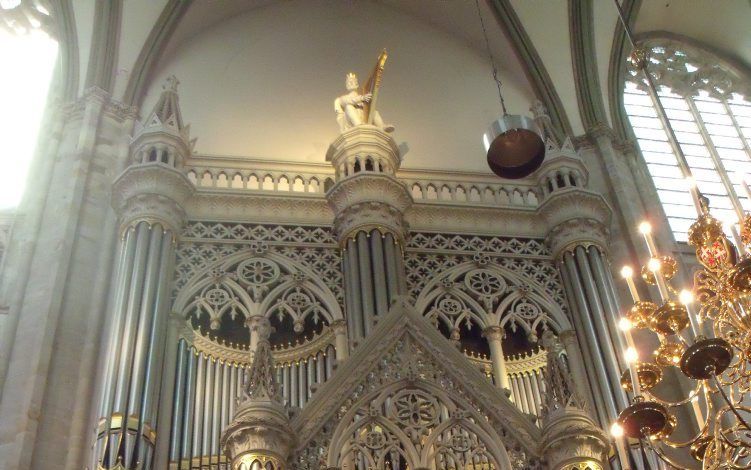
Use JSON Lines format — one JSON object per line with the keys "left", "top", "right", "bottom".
{"left": 83, "top": 54, "right": 618, "bottom": 470}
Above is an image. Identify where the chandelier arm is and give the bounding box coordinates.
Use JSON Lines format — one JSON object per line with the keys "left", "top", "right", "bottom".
{"left": 643, "top": 438, "right": 685, "bottom": 469}
{"left": 713, "top": 373, "right": 751, "bottom": 432}
{"left": 643, "top": 380, "right": 704, "bottom": 407}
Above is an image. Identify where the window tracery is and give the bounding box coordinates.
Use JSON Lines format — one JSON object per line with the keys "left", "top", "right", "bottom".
{"left": 624, "top": 38, "right": 751, "bottom": 240}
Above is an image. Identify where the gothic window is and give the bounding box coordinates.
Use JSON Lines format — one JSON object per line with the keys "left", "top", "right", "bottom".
{"left": 0, "top": 5, "right": 57, "bottom": 208}
{"left": 623, "top": 39, "right": 751, "bottom": 241}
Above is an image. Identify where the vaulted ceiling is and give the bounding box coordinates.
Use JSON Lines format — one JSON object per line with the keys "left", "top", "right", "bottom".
{"left": 57, "top": 0, "right": 751, "bottom": 172}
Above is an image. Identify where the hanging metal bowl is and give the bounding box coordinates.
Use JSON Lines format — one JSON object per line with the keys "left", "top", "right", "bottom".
{"left": 483, "top": 114, "right": 545, "bottom": 179}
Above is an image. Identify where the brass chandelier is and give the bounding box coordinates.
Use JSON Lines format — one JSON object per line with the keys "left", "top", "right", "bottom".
{"left": 609, "top": 2, "right": 751, "bottom": 469}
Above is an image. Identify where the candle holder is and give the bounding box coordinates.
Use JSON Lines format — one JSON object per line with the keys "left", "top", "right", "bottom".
{"left": 615, "top": 206, "right": 751, "bottom": 467}
{"left": 679, "top": 337, "right": 733, "bottom": 380}
{"left": 620, "top": 362, "right": 663, "bottom": 393}
{"left": 617, "top": 398, "right": 670, "bottom": 440}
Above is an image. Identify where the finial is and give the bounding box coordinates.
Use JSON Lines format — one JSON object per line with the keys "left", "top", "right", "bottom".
{"left": 164, "top": 75, "right": 180, "bottom": 92}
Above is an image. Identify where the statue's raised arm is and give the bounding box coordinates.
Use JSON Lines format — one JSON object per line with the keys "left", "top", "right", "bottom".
{"left": 334, "top": 50, "right": 394, "bottom": 134}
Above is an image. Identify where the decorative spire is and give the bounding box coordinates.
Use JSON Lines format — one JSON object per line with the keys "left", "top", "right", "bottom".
{"left": 145, "top": 75, "right": 185, "bottom": 132}
{"left": 240, "top": 318, "right": 282, "bottom": 404}
{"left": 540, "top": 330, "right": 585, "bottom": 415}
{"left": 220, "top": 317, "right": 294, "bottom": 469}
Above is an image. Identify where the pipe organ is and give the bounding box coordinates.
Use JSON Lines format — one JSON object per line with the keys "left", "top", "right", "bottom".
{"left": 78, "top": 79, "right": 612, "bottom": 470}
{"left": 468, "top": 348, "right": 550, "bottom": 419}
{"left": 168, "top": 330, "right": 337, "bottom": 468}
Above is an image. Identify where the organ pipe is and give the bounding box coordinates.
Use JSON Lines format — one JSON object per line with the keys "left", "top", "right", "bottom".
{"left": 357, "top": 232, "right": 375, "bottom": 336}
{"left": 562, "top": 252, "right": 619, "bottom": 422}
{"left": 92, "top": 222, "right": 176, "bottom": 470}
{"left": 370, "top": 234, "right": 389, "bottom": 316}
{"left": 342, "top": 229, "right": 406, "bottom": 345}
{"left": 168, "top": 338, "right": 337, "bottom": 467}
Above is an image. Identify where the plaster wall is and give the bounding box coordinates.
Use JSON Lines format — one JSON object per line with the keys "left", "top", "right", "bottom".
{"left": 141, "top": 0, "right": 537, "bottom": 173}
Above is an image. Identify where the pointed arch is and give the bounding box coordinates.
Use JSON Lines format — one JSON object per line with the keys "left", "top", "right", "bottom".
{"left": 416, "top": 261, "right": 572, "bottom": 332}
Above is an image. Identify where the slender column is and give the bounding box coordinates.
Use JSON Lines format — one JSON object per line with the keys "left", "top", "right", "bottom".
{"left": 221, "top": 362, "right": 230, "bottom": 432}
{"left": 331, "top": 320, "right": 349, "bottom": 361}
{"left": 483, "top": 326, "right": 510, "bottom": 391}
{"left": 522, "top": 373, "right": 535, "bottom": 414}
{"left": 342, "top": 249, "right": 356, "bottom": 345}
{"left": 510, "top": 375, "right": 520, "bottom": 405}
{"left": 211, "top": 359, "right": 223, "bottom": 460}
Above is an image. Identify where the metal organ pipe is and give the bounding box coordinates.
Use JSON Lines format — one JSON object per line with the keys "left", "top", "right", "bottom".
{"left": 559, "top": 269, "right": 611, "bottom": 427}
{"left": 342, "top": 252, "right": 356, "bottom": 344}
{"left": 357, "top": 231, "right": 375, "bottom": 336}
{"left": 370, "top": 233, "right": 389, "bottom": 316}
{"left": 290, "top": 362, "right": 298, "bottom": 408}
{"left": 562, "top": 252, "right": 619, "bottom": 422}
{"left": 169, "top": 340, "right": 188, "bottom": 462}
{"left": 202, "top": 355, "right": 213, "bottom": 457}
{"left": 326, "top": 345, "right": 335, "bottom": 378}
{"left": 298, "top": 360, "right": 307, "bottom": 408}
{"left": 307, "top": 356, "right": 315, "bottom": 400}
{"left": 573, "top": 246, "right": 627, "bottom": 411}
{"left": 92, "top": 222, "right": 179, "bottom": 470}
{"left": 346, "top": 238, "right": 364, "bottom": 341}
{"left": 383, "top": 233, "right": 400, "bottom": 303}
{"left": 168, "top": 337, "right": 341, "bottom": 467}
{"left": 316, "top": 351, "right": 325, "bottom": 384}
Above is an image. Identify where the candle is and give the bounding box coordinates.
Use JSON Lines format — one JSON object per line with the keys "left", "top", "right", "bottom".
{"left": 648, "top": 258, "right": 670, "bottom": 301}
{"left": 620, "top": 266, "right": 640, "bottom": 302}
{"left": 625, "top": 346, "right": 641, "bottom": 397}
{"left": 679, "top": 289, "right": 701, "bottom": 338}
{"left": 731, "top": 224, "right": 746, "bottom": 256}
{"left": 686, "top": 176, "right": 703, "bottom": 216}
{"left": 610, "top": 423, "right": 632, "bottom": 470}
{"left": 639, "top": 221, "right": 658, "bottom": 257}
{"left": 740, "top": 174, "right": 751, "bottom": 200}
{"left": 619, "top": 317, "right": 636, "bottom": 350}
{"left": 691, "top": 395, "right": 704, "bottom": 429}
